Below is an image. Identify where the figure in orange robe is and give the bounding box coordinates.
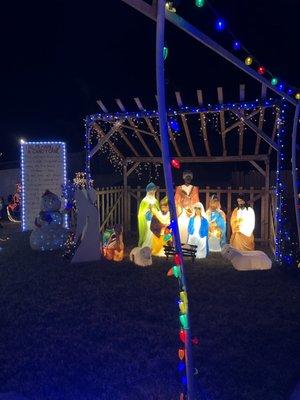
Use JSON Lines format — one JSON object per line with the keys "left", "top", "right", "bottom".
{"left": 230, "top": 197, "right": 255, "bottom": 251}
{"left": 175, "top": 170, "right": 200, "bottom": 244}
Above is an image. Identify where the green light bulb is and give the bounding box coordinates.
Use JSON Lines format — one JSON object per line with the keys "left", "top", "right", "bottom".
{"left": 179, "top": 314, "right": 189, "bottom": 330}
{"left": 173, "top": 266, "right": 181, "bottom": 278}
{"left": 163, "top": 46, "right": 168, "bottom": 60}
{"left": 195, "top": 0, "right": 205, "bottom": 7}
{"left": 271, "top": 77, "right": 278, "bottom": 86}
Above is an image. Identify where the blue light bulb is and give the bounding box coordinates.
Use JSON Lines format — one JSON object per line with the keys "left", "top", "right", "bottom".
{"left": 233, "top": 41, "right": 240, "bottom": 50}
{"left": 215, "top": 19, "right": 225, "bottom": 31}
{"left": 170, "top": 119, "right": 180, "bottom": 132}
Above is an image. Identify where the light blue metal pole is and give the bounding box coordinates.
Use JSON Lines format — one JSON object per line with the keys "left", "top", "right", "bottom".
{"left": 155, "top": 1, "right": 195, "bottom": 398}
{"left": 291, "top": 104, "right": 300, "bottom": 248}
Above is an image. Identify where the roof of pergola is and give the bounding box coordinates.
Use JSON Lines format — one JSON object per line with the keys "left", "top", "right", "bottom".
{"left": 86, "top": 85, "right": 283, "bottom": 168}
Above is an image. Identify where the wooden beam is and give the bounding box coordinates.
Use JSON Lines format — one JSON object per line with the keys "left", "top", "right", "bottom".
{"left": 96, "top": 99, "right": 140, "bottom": 157}
{"left": 90, "top": 122, "right": 121, "bottom": 157}
{"left": 197, "top": 89, "right": 211, "bottom": 156}
{"left": 254, "top": 106, "right": 265, "bottom": 154}
{"left": 118, "top": 127, "right": 140, "bottom": 156}
{"left": 217, "top": 87, "right": 227, "bottom": 156}
{"left": 223, "top": 109, "right": 260, "bottom": 135}
{"left": 120, "top": 123, "right": 156, "bottom": 137}
{"left": 168, "top": 124, "right": 182, "bottom": 157}
{"left": 127, "top": 162, "right": 140, "bottom": 177}
{"left": 134, "top": 97, "right": 162, "bottom": 150}
{"left": 115, "top": 98, "right": 154, "bottom": 157}
{"left": 249, "top": 160, "right": 266, "bottom": 177}
{"left": 233, "top": 110, "right": 278, "bottom": 151}
{"left": 197, "top": 89, "right": 203, "bottom": 105}
{"left": 175, "top": 91, "right": 196, "bottom": 156}
{"left": 255, "top": 85, "right": 267, "bottom": 154}
{"left": 261, "top": 84, "right": 267, "bottom": 99}
{"left": 91, "top": 123, "right": 124, "bottom": 161}
{"left": 238, "top": 84, "right": 245, "bottom": 156}
{"left": 91, "top": 98, "right": 282, "bottom": 122}
{"left": 96, "top": 99, "right": 108, "bottom": 113}
{"left": 126, "top": 154, "right": 269, "bottom": 163}
{"left": 120, "top": 0, "right": 156, "bottom": 20}
{"left": 268, "top": 108, "right": 280, "bottom": 155}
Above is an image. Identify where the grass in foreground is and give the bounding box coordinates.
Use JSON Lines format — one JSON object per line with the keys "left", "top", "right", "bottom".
{"left": 0, "top": 223, "right": 299, "bottom": 400}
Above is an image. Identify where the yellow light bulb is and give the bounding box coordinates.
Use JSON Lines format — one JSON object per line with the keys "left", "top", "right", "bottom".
{"left": 295, "top": 92, "right": 300, "bottom": 100}
{"left": 245, "top": 57, "right": 253, "bottom": 66}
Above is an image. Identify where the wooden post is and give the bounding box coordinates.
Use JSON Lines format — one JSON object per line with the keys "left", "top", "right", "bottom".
{"left": 205, "top": 186, "right": 210, "bottom": 210}
{"left": 97, "top": 192, "right": 101, "bottom": 233}
{"left": 265, "top": 160, "right": 270, "bottom": 245}
{"left": 156, "top": 1, "right": 194, "bottom": 397}
{"left": 123, "top": 163, "right": 128, "bottom": 237}
{"left": 260, "top": 186, "right": 265, "bottom": 244}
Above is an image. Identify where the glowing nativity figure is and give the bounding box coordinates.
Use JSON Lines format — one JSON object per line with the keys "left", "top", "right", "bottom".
{"left": 206, "top": 195, "right": 226, "bottom": 252}
{"left": 230, "top": 196, "right": 255, "bottom": 251}
{"left": 102, "top": 224, "right": 124, "bottom": 262}
{"left": 175, "top": 170, "right": 200, "bottom": 244}
{"left": 138, "top": 182, "right": 160, "bottom": 248}
{"left": 71, "top": 187, "right": 101, "bottom": 263}
{"left": 187, "top": 202, "right": 209, "bottom": 259}
{"left": 150, "top": 196, "right": 171, "bottom": 256}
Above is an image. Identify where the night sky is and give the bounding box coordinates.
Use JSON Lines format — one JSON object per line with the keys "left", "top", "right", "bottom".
{"left": 1, "top": 0, "right": 299, "bottom": 163}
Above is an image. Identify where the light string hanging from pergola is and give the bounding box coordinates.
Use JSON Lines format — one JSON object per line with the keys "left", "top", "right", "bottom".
{"left": 164, "top": 0, "right": 300, "bottom": 100}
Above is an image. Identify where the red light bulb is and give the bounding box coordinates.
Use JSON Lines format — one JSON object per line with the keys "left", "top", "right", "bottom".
{"left": 171, "top": 159, "right": 181, "bottom": 169}
{"left": 257, "top": 66, "right": 266, "bottom": 75}
{"left": 174, "top": 254, "right": 181, "bottom": 265}
{"left": 179, "top": 329, "right": 186, "bottom": 343}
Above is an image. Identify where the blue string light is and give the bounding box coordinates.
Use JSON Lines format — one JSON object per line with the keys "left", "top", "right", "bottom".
{"left": 20, "top": 141, "right": 67, "bottom": 231}
{"left": 89, "top": 98, "right": 282, "bottom": 122}
{"left": 232, "top": 41, "right": 241, "bottom": 51}
{"left": 275, "top": 103, "right": 299, "bottom": 267}
{"left": 215, "top": 18, "right": 225, "bottom": 31}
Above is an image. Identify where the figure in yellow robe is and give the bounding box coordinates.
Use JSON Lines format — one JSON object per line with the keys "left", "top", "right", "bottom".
{"left": 175, "top": 170, "right": 200, "bottom": 244}
{"left": 230, "top": 197, "right": 255, "bottom": 251}
{"left": 138, "top": 182, "right": 159, "bottom": 248}
{"left": 150, "top": 196, "right": 170, "bottom": 256}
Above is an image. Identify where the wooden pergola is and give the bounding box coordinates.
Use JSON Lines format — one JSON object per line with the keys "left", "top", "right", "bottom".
{"left": 85, "top": 85, "right": 282, "bottom": 246}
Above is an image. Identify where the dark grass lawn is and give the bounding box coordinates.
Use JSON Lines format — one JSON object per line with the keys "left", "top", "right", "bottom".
{"left": 0, "top": 223, "right": 300, "bottom": 400}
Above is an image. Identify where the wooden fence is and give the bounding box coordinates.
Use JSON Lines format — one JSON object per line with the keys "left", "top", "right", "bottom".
{"left": 96, "top": 186, "right": 276, "bottom": 248}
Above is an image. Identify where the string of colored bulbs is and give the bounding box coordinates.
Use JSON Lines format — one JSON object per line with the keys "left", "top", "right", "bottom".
{"left": 165, "top": 0, "right": 300, "bottom": 100}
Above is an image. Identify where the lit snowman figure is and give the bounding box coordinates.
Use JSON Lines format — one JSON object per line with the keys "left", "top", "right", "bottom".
{"left": 30, "top": 190, "right": 68, "bottom": 251}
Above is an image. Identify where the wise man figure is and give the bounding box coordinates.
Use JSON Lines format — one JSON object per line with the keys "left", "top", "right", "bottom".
{"left": 138, "top": 182, "right": 160, "bottom": 248}
{"left": 175, "top": 170, "right": 200, "bottom": 243}
{"left": 150, "top": 196, "right": 171, "bottom": 257}
{"left": 206, "top": 195, "right": 226, "bottom": 252}
{"left": 230, "top": 196, "right": 255, "bottom": 251}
